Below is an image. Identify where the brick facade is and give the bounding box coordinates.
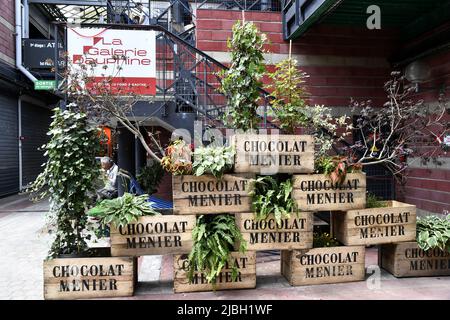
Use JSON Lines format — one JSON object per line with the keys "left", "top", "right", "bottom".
{"left": 0, "top": 0, "right": 16, "bottom": 65}
{"left": 196, "top": 9, "right": 450, "bottom": 215}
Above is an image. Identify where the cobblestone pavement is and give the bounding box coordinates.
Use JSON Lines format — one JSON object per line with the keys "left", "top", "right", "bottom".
{"left": 0, "top": 195, "right": 50, "bottom": 300}
{"left": 1, "top": 194, "right": 449, "bottom": 300}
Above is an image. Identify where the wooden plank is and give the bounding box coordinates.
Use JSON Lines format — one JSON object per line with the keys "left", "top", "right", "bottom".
{"left": 232, "top": 134, "right": 315, "bottom": 174}
{"left": 110, "top": 215, "right": 196, "bottom": 256}
{"left": 236, "top": 212, "right": 313, "bottom": 250}
{"left": 332, "top": 201, "right": 416, "bottom": 245}
{"left": 292, "top": 173, "right": 366, "bottom": 211}
{"left": 281, "top": 246, "right": 366, "bottom": 286}
{"left": 173, "top": 251, "right": 256, "bottom": 293}
{"left": 172, "top": 174, "right": 254, "bottom": 215}
{"left": 43, "top": 257, "right": 135, "bottom": 300}
{"left": 380, "top": 241, "right": 450, "bottom": 277}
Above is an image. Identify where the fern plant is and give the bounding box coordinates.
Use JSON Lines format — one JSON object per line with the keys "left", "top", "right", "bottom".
{"left": 249, "top": 175, "right": 297, "bottom": 227}
{"left": 192, "top": 145, "right": 235, "bottom": 179}
{"left": 188, "top": 214, "right": 247, "bottom": 285}
{"left": 87, "top": 193, "right": 159, "bottom": 229}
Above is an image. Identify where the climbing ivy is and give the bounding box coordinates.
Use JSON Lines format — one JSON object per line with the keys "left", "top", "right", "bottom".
{"left": 27, "top": 107, "right": 101, "bottom": 258}
{"left": 219, "top": 21, "right": 267, "bottom": 132}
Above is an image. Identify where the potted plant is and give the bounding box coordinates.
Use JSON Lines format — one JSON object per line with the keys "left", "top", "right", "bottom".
{"left": 136, "top": 161, "right": 165, "bottom": 195}
{"left": 87, "top": 193, "right": 196, "bottom": 256}
{"left": 236, "top": 175, "right": 313, "bottom": 250}
{"left": 380, "top": 214, "right": 450, "bottom": 277}
{"left": 281, "top": 232, "right": 365, "bottom": 286}
{"left": 173, "top": 214, "right": 256, "bottom": 293}
{"left": 27, "top": 107, "right": 135, "bottom": 300}
{"left": 172, "top": 144, "right": 254, "bottom": 215}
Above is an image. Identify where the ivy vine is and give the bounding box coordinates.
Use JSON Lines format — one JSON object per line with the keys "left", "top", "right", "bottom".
{"left": 219, "top": 21, "right": 267, "bottom": 132}
{"left": 26, "top": 107, "right": 101, "bottom": 258}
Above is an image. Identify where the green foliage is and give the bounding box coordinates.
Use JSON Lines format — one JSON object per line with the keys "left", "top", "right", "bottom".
{"left": 313, "top": 232, "right": 340, "bottom": 248}
{"left": 249, "top": 175, "right": 296, "bottom": 227}
{"left": 137, "top": 161, "right": 165, "bottom": 195}
{"left": 161, "top": 139, "right": 193, "bottom": 175}
{"left": 266, "top": 58, "right": 309, "bottom": 133}
{"left": 366, "top": 193, "right": 387, "bottom": 209}
{"left": 314, "top": 156, "right": 362, "bottom": 185}
{"left": 416, "top": 215, "right": 450, "bottom": 252}
{"left": 26, "top": 108, "right": 101, "bottom": 258}
{"left": 193, "top": 145, "right": 235, "bottom": 179}
{"left": 219, "top": 21, "right": 266, "bottom": 132}
{"left": 188, "top": 214, "right": 246, "bottom": 285}
{"left": 87, "top": 193, "right": 159, "bottom": 229}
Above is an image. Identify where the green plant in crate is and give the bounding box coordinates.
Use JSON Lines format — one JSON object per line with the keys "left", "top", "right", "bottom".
{"left": 416, "top": 214, "right": 450, "bottom": 252}
{"left": 218, "top": 21, "right": 266, "bottom": 131}
{"left": 314, "top": 155, "right": 362, "bottom": 185}
{"left": 249, "top": 175, "right": 297, "bottom": 227}
{"left": 313, "top": 232, "right": 340, "bottom": 248}
{"left": 265, "top": 57, "right": 309, "bottom": 134}
{"left": 87, "top": 193, "right": 160, "bottom": 229}
{"left": 188, "top": 214, "right": 247, "bottom": 285}
{"left": 192, "top": 145, "right": 235, "bottom": 179}
{"left": 161, "top": 139, "right": 193, "bottom": 175}
{"left": 137, "top": 161, "right": 165, "bottom": 195}
{"left": 365, "top": 193, "right": 387, "bottom": 209}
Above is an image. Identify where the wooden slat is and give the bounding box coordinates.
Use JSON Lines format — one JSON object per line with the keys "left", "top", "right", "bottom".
{"left": 380, "top": 241, "right": 450, "bottom": 277}
{"left": 332, "top": 201, "right": 416, "bottom": 245}
{"left": 281, "top": 246, "right": 366, "bottom": 286}
{"left": 173, "top": 252, "right": 256, "bottom": 293}
{"left": 232, "top": 134, "right": 315, "bottom": 174}
{"left": 110, "top": 215, "right": 196, "bottom": 256}
{"left": 43, "top": 257, "right": 135, "bottom": 300}
{"left": 292, "top": 173, "right": 366, "bottom": 211}
{"left": 235, "top": 212, "right": 313, "bottom": 250}
{"left": 172, "top": 174, "right": 254, "bottom": 215}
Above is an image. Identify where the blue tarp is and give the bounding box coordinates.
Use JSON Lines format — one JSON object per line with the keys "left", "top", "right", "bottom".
{"left": 148, "top": 196, "right": 173, "bottom": 209}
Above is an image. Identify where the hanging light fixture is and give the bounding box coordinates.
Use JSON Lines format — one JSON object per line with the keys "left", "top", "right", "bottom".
{"left": 404, "top": 59, "right": 431, "bottom": 92}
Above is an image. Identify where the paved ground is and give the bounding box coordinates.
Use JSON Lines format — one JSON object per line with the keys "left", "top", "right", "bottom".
{"left": 0, "top": 194, "right": 449, "bottom": 300}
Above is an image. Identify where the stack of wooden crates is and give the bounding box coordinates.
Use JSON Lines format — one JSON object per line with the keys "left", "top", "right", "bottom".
{"left": 43, "top": 134, "right": 449, "bottom": 299}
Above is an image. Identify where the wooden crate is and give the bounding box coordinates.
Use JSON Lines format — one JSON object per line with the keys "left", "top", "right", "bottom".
{"left": 332, "top": 201, "right": 416, "bottom": 246}
{"left": 292, "top": 173, "right": 366, "bottom": 211}
{"left": 173, "top": 251, "right": 256, "bottom": 293}
{"left": 172, "top": 174, "right": 254, "bottom": 215}
{"left": 231, "top": 134, "right": 314, "bottom": 174}
{"left": 235, "top": 212, "right": 313, "bottom": 250}
{"left": 281, "top": 246, "right": 366, "bottom": 286}
{"left": 43, "top": 256, "right": 135, "bottom": 300}
{"left": 380, "top": 241, "right": 450, "bottom": 277}
{"left": 110, "top": 215, "right": 196, "bottom": 256}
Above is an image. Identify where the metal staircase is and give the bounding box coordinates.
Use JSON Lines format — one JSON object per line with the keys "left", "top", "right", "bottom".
{"left": 29, "top": 0, "right": 278, "bottom": 139}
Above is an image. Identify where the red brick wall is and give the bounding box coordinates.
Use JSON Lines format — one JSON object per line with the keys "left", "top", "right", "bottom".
{"left": 196, "top": 9, "right": 398, "bottom": 109}
{"left": 0, "top": 0, "right": 16, "bottom": 64}
{"left": 396, "top": 49, "right": 450, "bottom": 215}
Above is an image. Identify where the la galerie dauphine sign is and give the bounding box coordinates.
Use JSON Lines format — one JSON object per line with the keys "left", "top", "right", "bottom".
{"left": 67, "top": 27, "right": 157, "bottom": 95}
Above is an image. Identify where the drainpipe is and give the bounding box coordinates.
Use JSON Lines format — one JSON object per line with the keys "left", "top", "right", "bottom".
{"left": 18, "top": 97, "right": 23, "bottom": 190}
{"left": 15, "top": 0, "right": 37, "bottom": 83}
